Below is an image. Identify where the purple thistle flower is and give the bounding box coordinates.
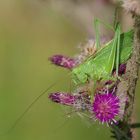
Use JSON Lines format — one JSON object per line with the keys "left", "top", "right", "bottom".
{"left": 92, "top": 93, "right": 120, "bottom": 123}
{"left": 49, "top": 92, "right": 78, "bottom": 106}
{"left": 113, "top": 64, "right": 126, "bottom": 76}
{"left": 118, "top": 64, "right": 126, "bottom": 75}
{"left": 49, "top": 55, "right": 76, "bottom": 69}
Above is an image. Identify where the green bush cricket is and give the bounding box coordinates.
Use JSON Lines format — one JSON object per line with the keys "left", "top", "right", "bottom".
{"left": 72, "top": 19, "right": 133, "bottom": 85}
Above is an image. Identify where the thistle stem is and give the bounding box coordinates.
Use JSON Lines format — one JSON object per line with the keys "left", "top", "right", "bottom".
{"left": 112, "top": 15, "right": 140, "bottom": 140}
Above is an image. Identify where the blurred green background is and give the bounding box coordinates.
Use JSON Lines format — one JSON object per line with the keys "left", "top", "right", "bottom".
{"left": 0, "top": 1, "right": 140, "bottom": 140}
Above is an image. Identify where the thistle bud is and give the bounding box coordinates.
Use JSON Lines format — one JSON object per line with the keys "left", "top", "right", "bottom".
{"left": 49, "top": 92, "right": 77, "bottom": 106}
{"left": 49, "top": 55, "right": 76, "bottom": 69}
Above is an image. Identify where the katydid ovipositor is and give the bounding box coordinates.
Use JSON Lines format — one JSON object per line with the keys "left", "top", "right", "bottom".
{"left": 72, "top": 19, "right": 133, "bottom": 85}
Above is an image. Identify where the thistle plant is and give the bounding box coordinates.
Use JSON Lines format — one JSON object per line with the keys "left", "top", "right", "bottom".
{"left": 48, "top": 3, "right": 140, "bottom": 137}
{"left": 5, "top": 1, "right": 140, "bottom": 140}
{"left": 48, "top": 19, "right": 132, "bottom": 139}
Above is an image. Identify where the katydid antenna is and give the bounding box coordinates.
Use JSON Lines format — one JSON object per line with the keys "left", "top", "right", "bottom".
{"left": 1, "top": 82, "right": 56, "bottom": 135}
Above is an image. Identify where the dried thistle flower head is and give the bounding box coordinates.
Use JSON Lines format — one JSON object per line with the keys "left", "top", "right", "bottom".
{"left": 81, "top": 39, "right": 96, "bottom": 56}
{"left": 49, "top": 92, "right": 78, "bottom": 106}
{"left": 75, "top": 39, "right": 96, "bottom": 64}
{"left": 122, "top": 0, "right": 140, "bottom": 15}
{"left": 49, "top": 54, "right": 76, "bottom": 69}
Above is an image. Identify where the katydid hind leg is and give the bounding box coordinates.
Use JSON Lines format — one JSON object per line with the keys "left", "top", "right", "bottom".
{"left": 116, "top": 24, "right": 121, "bottom": 77}
{"left": 105, "top": 27, "right": 118, "bottom": 74}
